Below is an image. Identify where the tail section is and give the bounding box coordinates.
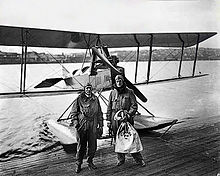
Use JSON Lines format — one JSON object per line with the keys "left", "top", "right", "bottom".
{"left": 62, "top": 66, "right": 71, "bottom": 79}
{"left": 34, "top": 78, "right": 63, "bottom": 88}
{"left": 35, "top": 66, "right": 70, "bottom": 88}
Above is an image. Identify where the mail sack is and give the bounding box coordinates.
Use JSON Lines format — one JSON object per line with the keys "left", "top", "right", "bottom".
{"left": 115, "top": 122, "right": 143, "bottom": 153}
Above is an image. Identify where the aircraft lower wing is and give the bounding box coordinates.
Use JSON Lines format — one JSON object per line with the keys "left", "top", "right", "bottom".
{"left": 0, "top": 89, "right": 83, "bottom": 99}
{"left": 0, "top": 73, "right": 209, "bottom": 99}
{"left": 135, "top": 73, "right": 209, "bottom": 86}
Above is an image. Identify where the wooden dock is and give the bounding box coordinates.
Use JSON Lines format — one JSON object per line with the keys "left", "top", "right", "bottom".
{"left": 1, "top": 114, "right": 220, "bottom": 176}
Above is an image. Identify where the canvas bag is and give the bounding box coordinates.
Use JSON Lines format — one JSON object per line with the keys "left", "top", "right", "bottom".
{"left": 115, "top": 121, "right": 143, "bottom": 153}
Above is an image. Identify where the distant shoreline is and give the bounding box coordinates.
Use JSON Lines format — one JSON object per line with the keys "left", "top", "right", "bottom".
{"left": 0, "top": 59, "right": 219, "bottom": 65}
{"left": 1, "top": 47, "right": 220, "bottom": 64}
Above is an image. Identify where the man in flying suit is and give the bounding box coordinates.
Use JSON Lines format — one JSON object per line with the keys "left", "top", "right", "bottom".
{"left": 70, "top": 83, "right": 104, "bottom": 173}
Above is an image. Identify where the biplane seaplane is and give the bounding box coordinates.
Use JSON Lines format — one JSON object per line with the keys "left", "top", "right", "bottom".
{"left": 0, "top": 25, "right": 217, "bottom": 145}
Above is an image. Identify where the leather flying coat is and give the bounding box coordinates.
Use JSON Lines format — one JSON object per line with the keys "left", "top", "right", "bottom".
{"left": 70, "top": 92, "right": 103, "bottom": 133}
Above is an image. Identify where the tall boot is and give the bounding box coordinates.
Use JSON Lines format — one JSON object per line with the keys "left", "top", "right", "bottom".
{"left": 88, "top": 161, "right": 97, "bottom": 170}
{"left": 75, "top": 163, "right": 81, "bottom": 173}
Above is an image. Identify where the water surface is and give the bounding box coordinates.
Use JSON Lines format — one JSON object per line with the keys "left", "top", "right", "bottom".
{"left": 0, "top": 61, "right": 219, "bottom": 161}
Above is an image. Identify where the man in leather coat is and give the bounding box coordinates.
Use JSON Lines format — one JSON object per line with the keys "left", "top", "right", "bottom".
{"left": 106, "top": 75, "right": 146, "bottom": 167}
{"left": 70, "top": 83, "right": 103, "bottom": 173}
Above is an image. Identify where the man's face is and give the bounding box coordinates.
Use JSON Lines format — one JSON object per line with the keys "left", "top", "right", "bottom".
{"left": 85, "top": 86, "right": 92, "bottom": 96}
{"left": 115, "top": 78, "right": 124, "bottom": 88}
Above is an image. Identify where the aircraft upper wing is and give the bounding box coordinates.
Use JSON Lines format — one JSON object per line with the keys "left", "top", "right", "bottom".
{"left": 0, "top": 25, "right": 217, "bottom": 48}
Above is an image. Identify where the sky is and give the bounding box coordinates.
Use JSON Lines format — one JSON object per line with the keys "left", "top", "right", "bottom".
{"left": 0, "top": 0, "right": 219, "bottom": 53}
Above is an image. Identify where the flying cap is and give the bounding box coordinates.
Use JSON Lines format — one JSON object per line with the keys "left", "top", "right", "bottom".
{"left": 115, "top": 75, "right": 124, "bottom": 81}
{"left": 84, "top": 83, "right": 92, "bottom": 88}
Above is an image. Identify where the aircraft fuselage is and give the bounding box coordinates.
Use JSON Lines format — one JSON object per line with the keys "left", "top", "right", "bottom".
{"left": 64, "top": 69, "right": 112, "bottom": 90}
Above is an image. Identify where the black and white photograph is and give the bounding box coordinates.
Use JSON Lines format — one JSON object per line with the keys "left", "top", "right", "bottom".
{"left": 0, "top": 0, "right": 219, "bottom": 175}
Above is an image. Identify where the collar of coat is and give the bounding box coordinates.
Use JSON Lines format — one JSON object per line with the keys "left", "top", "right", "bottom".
{"left": 114, "top": 86, "right": 129, "bottom": 94}
{"left": 79, "top": 92, "right": 96, "bottom": 101}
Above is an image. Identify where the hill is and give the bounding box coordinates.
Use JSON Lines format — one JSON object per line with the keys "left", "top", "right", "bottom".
{"left": 0, "top": 47, "right": 220, "bottom": 64}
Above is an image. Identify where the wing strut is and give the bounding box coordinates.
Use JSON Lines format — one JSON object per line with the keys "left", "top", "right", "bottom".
{"left": 89, "top": 49, "right": 98, "bottom": 76}
{"left": 147, "top": 34, "right": 153, "bottom": 83}
{"left": 192, "top": 34, "right": 200, "bottom": 76}
{"left": 20, "top": 29, "right": 24, "bottom": 92}
{"left": 102, "top": 46, "right": 110, "bottom": 57}
{"left": 96, "top": 34, "right": 101, "bottom": 47}
{"left": 178, "top": 34, "right": 185, "bottom": 78}
{"left": 134, "top": 34, "right": 140, "bottom": 83}
{"left": 19, "top": 29, "right": 28, "bottom": 94}
{"left": 23, "top": 30, "right": 28, "bottom": 93}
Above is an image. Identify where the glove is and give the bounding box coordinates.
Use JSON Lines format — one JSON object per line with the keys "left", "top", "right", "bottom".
{"left": 70, "top": 121, "right": 79, "bottom": 129}
{"left": 123, "top": 110, "right": 130, "bottom": 117}
{"left": 69, "top": 122, "right": 74, "bottom": 127}
{"left": 122, "top": 110, "right": 130, "bottom": 122}
{"left": 106, "top": 121, "right": 111, "bottom": 128}
{"left": 120, "top": 117, "right": 127, "bottom": 122}
{"left": 99, "top": 126, "right": 103, "bottom": 135}
{"left": 97, "top": 126, "right": 103, "bottom": 138}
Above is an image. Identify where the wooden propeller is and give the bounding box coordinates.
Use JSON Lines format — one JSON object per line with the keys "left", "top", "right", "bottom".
{"left": 92, "top": 47, "right": 147, "bottom": 102}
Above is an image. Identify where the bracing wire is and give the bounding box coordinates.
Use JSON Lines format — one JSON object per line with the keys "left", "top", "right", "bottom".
{"left": 28, "top": 32, "right": 70, "bottom": 73}
{"left": 120, "top": 50, "right": 136, "bottom": 68}
{"left": 81, "top": 48, "right": 89, "bottom": 70}
{"left": 181, "top": 47, "right": 195, "bottom": 75}
{"left": 149, "top": 49, "right": 181, "bottom": 81}
{"left": 0, "top": 81, "right": 20, "bottom": 93}
{"left": 10, "top": 31, "right": 84, "bottom": 113}
{"left": 188, "top": 47, "right": 202, "bottom": 74}
{"left": 25, "top": 50, "right": 63, "bottom": 91}
{"left": 26, "top": 32, "right": 84, "bottom": 90}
